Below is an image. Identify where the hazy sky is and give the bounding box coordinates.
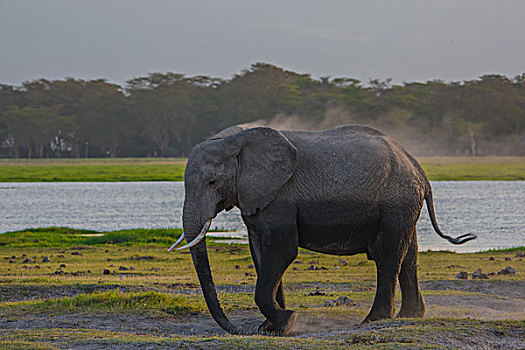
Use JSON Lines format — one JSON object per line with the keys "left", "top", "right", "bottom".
{"left": 1, "top": 0, "right": 524, "bottom": 86}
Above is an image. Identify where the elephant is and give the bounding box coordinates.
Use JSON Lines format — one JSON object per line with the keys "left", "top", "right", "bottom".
{"left": 169, "top": 124, "right": 475, "bottom": 336}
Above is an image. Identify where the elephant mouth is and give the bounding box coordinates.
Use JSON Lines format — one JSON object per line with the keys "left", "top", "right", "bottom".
{"left": 168, "top": 218, "right": 212, "bottom": 252}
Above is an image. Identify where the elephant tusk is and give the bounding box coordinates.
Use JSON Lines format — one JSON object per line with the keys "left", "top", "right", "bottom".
{"left": 167, "top": 233, "right": 186, "bottom": 252}
{"left": 176, "top": 219, "right": 212, "bottom": 250}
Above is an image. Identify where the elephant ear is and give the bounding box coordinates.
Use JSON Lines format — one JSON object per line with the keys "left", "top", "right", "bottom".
{"left": 224, "top": 127, "right": 297, "bottom": 216}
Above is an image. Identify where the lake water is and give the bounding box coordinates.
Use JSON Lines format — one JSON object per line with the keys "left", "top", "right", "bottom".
{"left": 0, "top": 181, "right": 523, "bottom": 252}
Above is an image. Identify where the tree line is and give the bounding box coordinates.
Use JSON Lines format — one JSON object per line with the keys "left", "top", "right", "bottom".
{"left": 1, "top": 63, "right": 524, "bottom": 158}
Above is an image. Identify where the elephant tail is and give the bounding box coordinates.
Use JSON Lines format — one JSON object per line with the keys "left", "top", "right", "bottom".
{"left": 425, "top": 186, "right": 477, "bottom": 245}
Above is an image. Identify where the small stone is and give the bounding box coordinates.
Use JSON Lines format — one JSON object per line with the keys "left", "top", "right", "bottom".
{"left": 293, "top": 259, "right": 304, "bottom": 264}
{"left": 308, "top": 260, "right": 319, "bottom": 265}
{"left": 505, "top": 257, "right": 512, "bottom": 261}
{"left": 339, "top": 259, "right": 349, "bottom": 265}
{"left": 472, "top": 269, "right": 489, "bottom": 279}
{"left": 71, "top": 252, "right": 82, "bottom": 256}
{"left": 247, "top": 264, "right": 255, "bottom": 269}
{"left": 245, "top": 272, "right": 255, "bottom": 277}
{"left": 59, "top": 264, "right": 66, "bottom": 268}
{"left": 103, "top": 269, "right": 111, "bottom": 275}
{"left": 42, "top": 256, "right": 50, "bottom": 263}
{"left": 324, "top": 296, "right": 356, "bottom": 307}
{"left": 8, "top": 260, "right": 14, "bottom": 264}
{"left": 498, "top": 266, "right": 515, "bottom": 275}
{"left": 133, "top": 256, "right": 154, "bottom": 261}
{"left": 515, "top": 252, "right": 525, "bottom": 257}
{"left": 357, "top": 261, "right": 367, "bottom": 266}
{"left": 456, "top": 271, "right": 469, "bottom": 279}
{"left": 34, "top": 265, "right": 40, "bottom": 269}
{"left": 292, "top": 267, "right": 298, "bottom": 271}
{"left": 118, "top": 266, "right": 129, "bottom": 271}
{"left": 489, "top": 257, "right": 495, "bottom": 261}
{"left": 129, "top": 266, "right": 135, "bottom": 270}
{"left": 105, "top": 250, "right": 109, "bottom": 253}
{"left": 22, "top": 258, "right": 34, "bottom": 264}
{"left": 54, "top": 270, "right": 64, "bottom": 275}
{"left": 307, "top": 290, "right": 326, "bottom": 296}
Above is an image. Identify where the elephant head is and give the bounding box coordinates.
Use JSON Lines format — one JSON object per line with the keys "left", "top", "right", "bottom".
{"left": 170, "top": 127, "right": 297, "bottom": 334}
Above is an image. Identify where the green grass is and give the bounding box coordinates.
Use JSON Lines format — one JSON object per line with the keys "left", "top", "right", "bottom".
{"left": 1, "top": 290, "right": 204, "bottom": 316}
{"left": 0, "top": 157, "right": 524, "bottom": 181}
{"left": 419, "top": 156, "right": 525, "bottom": 180}
{"left": 0, "top": 227, "right": 184, "bottom": 247}
{"left": 0, "top": 158, "right": 186, "bottom": 182}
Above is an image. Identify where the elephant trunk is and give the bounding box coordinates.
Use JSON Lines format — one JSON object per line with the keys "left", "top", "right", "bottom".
{"left": 189, "top": 237, "right": 244, "bottom": 335}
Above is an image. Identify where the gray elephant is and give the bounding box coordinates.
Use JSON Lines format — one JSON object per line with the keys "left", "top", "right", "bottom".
{"left": 169, "top": 125, "right": 475, "bottom": 335}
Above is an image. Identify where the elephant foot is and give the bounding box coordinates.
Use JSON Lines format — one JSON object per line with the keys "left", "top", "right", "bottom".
{"left": 397, "top": 303, "right": 425, "bottom": 318}
{"left": 258, "top": 310, "right": 297, "bottom": 336}
{"left": 362, "top": 309, "right": 394, "bottom": 324}
{"left": 257, "top": 319, "right": 277, "bottom": 335}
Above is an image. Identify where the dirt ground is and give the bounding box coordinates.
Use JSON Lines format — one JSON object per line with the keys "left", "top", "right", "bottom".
{"left": 1, "top": 280, "right": 524, "bottom": 349}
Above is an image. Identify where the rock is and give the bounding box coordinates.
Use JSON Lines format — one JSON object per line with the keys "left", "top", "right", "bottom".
{"left": 71, "top": 252, "right": 82, "bottom": 256}
{"left": 247, "top": 264, "right": 255, "bottom": 269}
{"left": 103, "top": 269, "right": 111, "bottom": 275}
{"left": 42, "top": 256, "right": 50, "bottom": 263}
{"left": 245, "top": 272, "right": 255, "bottom": 277}
{"left": 498, "top": 266, "right": 515, "bottom": 275}
{"left": 54, "top": 270, "right": 64, "bottom": 275}
{"left": 456, "top": 271, "right": 469, "bottom": 279}
{"left": 472, "top": 269, "right": 489, "bottom": 279}
{"left": 505, "top": 257, "right": 512, "bottom": 261}
{"left": 133, "top": 256, "right": 154, "bottom": 261}
{"left": 292, "top": 267, "right": 298, "bottom": 271}
{"left": 8, "top": 260, "right": 14, "bottom": 264}
{"left": 307, "top": 265, "right": 328, "bottom": 270}
{"left": 489, "top": 257, "right": 495, "bottom": 261}
{"left": 59, "top": 264, "right": 66, "bottom": 269}
{"left": 357, "top": 261, "right": 367, "bottom": 266}
{"left": 515, "top": 252, "right": 525, "bottom": 257}
{"left": 22, "top": 258, "right": 34, "bottom": 264}
{"left": 293, "top": 259, "right": 304, "bottom": 264}
{"left": 324, "top": 296, "right": 356, "bottom": 307}
{"left": 118, "top": 266, "right": 129, "bottom": 271}
{"left": 308, "top": 260, "right": 319, "bottom": 264}
{"left": 339, "top": 259, "right": 349, "bottom": 265}
{"left": 235, "top": 265, "right": 241, "bottom": 269}
{"left": 307, "top": 290, "right": 326, "bottom": 296}
{"left": 129, "top": 266, "right": 135, "bottom": 270}
{"left": 57, "top": 255, "right": 65, "bottom": 259}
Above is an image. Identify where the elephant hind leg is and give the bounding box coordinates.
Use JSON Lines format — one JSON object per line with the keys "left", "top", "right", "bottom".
{"left": 397, "top": 231, "right": 425, "bottom": 318}
{"left": 364, "top": 222, "right": 410, "bottom": 323}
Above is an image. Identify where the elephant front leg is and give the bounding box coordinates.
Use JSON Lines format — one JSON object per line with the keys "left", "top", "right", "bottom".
{"left": 252, "top": 209, "right": 298, "bottom": 335}
{"left": 257, "top": 280, "right": 286, "bottom": 333}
